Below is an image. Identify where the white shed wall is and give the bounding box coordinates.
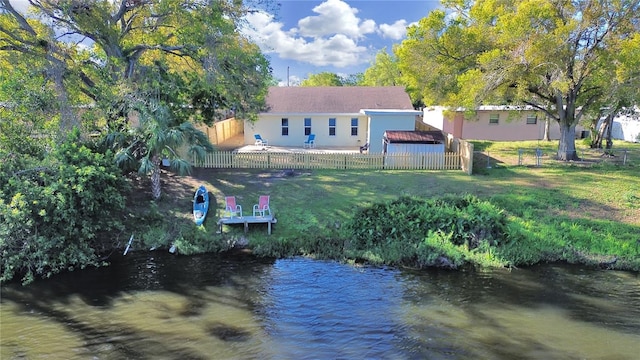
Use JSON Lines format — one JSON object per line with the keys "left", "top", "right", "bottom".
{"left": 386, "top": 143, "right": 445, "bottom": 154}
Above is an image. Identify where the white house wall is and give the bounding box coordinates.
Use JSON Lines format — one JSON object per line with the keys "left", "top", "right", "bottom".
{"left": 246, "top": 114, "right": 368, "bottom": 147}
{"left": 422, "top": 107, "right": 445, "bottom": 129}
{"left": 611, "top": 119, "right": 640, "bottom": 143}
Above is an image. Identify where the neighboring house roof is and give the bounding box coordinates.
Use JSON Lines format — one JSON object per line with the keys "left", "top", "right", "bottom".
{"left": 385, "top": 130, "right": 445, "bottom": 144}
{"left": 264, "top": 86, "right": 414, "bottom": 114}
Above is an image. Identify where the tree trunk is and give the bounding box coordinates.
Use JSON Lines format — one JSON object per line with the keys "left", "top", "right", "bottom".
{"left": 543, "top": 118, "right": 550, "bottom": 141}
{"left": 588, "top": 117, "right": 599, "bottom": 148}
{"left": 151, "top": 155, "right": 162, "bottom": 200}
{"left": 557, "top": 123, "right": 579, "bottom": 161}
{"left": 593, "top": 112, "right": 613, "bottom": 149}
{"left": 45, "top": 42, "right": 78, "bottom": 138}
{"left": 605, "top": 114, "right": 614, "bottom": 151}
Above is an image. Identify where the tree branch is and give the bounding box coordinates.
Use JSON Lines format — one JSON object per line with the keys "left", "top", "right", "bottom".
{"left": 0, "top": 0, "right": 37, "bottom": 35}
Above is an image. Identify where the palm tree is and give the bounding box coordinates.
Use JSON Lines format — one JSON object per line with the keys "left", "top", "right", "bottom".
{"left": 106, "top": 98, "right": 214, "bottom": 200}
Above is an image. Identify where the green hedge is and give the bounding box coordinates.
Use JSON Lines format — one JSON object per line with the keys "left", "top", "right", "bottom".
{"left": 1, "top": 135, "right": 128, "bottom": 284}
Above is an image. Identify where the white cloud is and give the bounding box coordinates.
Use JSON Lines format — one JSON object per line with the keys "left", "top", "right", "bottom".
{"left": 278, "top": 75, "right": 301, "bottom": 87}
{"left": 298, "top": 0, "right": 376, "bottom": 39}
{"left": 243, "top": 1, "right": 373, "bottom": 68}
{"left": 242, "top": 0, "right": 420, "bottom": 70}
{"left": 378, "top": 20, "right": 411, "bottom": 40}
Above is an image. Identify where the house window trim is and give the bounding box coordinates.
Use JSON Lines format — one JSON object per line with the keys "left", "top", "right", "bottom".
{"left": 526, "top": 114, "right": 538, "bottom": 125}
{"left": 350, "top": 117, "right": 358, "bottom": 136}
{"left": 329, "top": 118, "right": 336, "bottom": 136}
{"left": 281, "top": 118, "right": 289, "bottom": 136}
{"left": 304, "top": 117, "right": 312, "bottom": 136}
{"left": 489, "top": 114, "right": 499, "bottom": 125}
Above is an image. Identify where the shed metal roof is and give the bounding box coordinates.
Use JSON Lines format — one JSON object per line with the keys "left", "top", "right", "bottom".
{"left": 384, "top": 131, "right": 445, "bottom": 144}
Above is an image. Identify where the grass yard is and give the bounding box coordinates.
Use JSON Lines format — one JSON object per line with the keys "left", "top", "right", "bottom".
{"left": 126, "top": 140, "right": 640, "bottom": 271}
{"left": 472, "top": 139, "right": 640, "bottom": 170}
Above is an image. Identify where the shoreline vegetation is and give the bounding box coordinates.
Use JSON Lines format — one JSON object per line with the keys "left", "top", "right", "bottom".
{"left": 2, "top": 140, "right": 639, "bottom": 284}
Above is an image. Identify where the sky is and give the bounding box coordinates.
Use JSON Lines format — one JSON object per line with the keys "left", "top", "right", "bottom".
{"left": 244, "top": 0, "right": 442, "bottom": 86}
{"left": 7, "top": 0, "right": 443, "bottom": 86}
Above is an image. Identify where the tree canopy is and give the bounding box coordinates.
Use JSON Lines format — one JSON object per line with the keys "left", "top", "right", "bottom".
{"left": 396, "top": 0, "right": 640, "bottom": 160}
{"left": 300, "top": 71, "right": 363, "bottom": 86}
{"left": 300, "top": 71, "right": 345, "bottom": 86}
{"left": 360, "top": 48, "right": 402, "bottom": 87}
{"left": 1, "top": 0, "right": 274, "bottom": 198}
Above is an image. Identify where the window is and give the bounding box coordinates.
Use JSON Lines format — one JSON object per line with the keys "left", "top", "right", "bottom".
{"left": 489, "top": 114, "right": 499, "bottom": 124}
{"left": 304, "top": 118, "right": 312, "bottom": 136}
{"left": 281, "top": 118, "right": 289, "bottom": 136}
{"left": 329, "top": 118, "right": 336, "bottom": 136}
{"left": 351, "top": 118, "right": 358, "bottom": 136}
{"left": 526, "top": 114, "right": 537, "bottom": 124}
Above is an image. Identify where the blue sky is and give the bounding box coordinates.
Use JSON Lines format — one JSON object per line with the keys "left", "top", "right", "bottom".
{"left": 243, "top": 0, "right": 442, "bottom": 86}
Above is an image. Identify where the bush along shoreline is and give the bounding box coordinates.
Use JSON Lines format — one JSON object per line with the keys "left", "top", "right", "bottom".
{"left": 247, "top": 193, "right": 637, "bottom": 272}
{"left": 343, "top": 195, "right": 510, "bottom": 269}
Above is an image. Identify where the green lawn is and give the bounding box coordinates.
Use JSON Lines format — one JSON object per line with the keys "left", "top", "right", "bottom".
{"left": 135, "top": 140, "right": 640, "bottom": 271}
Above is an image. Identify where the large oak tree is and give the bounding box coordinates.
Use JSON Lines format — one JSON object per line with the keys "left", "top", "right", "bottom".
{"left": 1, "top": 0, "right": 273, "bottom": 199}
{"left": 396, "top": 0, "right": 640, "bottom": 160}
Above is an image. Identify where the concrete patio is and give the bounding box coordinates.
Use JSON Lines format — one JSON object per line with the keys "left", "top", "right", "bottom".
{"left": 216, "top": 135, "right": 362, "bottom": 154}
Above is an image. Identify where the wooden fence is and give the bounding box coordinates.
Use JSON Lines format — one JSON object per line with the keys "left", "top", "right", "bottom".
{"left": 194, "top": 151, "right": 461, "bottom": 171}
{"left": 196, "top": 117, "right": 243, "bottom": 145}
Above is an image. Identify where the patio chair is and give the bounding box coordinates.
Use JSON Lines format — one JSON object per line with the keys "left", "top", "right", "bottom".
{"left": 252, "top": 195, "right": 271, "bottom": 216}
{"left": 303, "top": 134, "right": 316, "bottom": 148}
{"left": 254, "top": 134, "right": 268, "bottom": 147}
{"left": 224, "top": 196, "right": 242, "bottom": 217}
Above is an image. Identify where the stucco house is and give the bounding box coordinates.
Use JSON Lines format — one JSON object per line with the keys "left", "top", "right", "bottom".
{"left": 244, "top": 86, "right": 422, "bottom": 153}
{"left": 423, "top": 106, "right": 588, "bottom": 141}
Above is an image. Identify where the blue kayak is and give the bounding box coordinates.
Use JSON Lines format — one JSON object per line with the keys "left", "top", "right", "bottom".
{"left": 193, "top": 185, "right": 209, "bottom": 225}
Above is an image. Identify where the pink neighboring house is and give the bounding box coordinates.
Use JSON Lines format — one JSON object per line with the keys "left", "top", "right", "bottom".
{"left": 423, "top": 106, "right": 588, "bottom": 141}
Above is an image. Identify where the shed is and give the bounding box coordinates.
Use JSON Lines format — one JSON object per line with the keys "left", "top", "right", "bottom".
{"left": 383, "top": 131, "right": 446, "bottom": 154}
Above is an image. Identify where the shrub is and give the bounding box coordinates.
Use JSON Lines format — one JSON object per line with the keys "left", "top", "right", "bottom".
{"left": 1, "top": 134, "right": 128, "bottom": 284}
{"left": 343, "top": 194, "right": 511, "bottom": 268}
{"left": 346, "top": 195, "right": 509, "bottom": 251}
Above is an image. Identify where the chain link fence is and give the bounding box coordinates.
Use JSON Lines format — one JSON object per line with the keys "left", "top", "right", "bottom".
{"left": 473, "top": 146, "right": 639, "bottom": 171}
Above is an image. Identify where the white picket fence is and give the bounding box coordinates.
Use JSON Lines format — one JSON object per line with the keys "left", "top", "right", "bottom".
{"left": 194, "top": 151, "right": 461, "bottom": 170}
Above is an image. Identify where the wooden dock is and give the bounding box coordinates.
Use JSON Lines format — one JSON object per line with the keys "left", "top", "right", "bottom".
{"left": 217, "top": 215, "right": 277, "bottom": 234}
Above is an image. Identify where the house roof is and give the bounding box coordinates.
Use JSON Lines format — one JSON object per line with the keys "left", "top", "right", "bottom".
{"left": 384, "top": 131, "right": 445, "bottom": 144}
{"left": 264, "top": 86, "right": 414, "bottom": 114}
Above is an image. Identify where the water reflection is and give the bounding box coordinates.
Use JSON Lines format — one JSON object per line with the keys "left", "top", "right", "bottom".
{"left": 397, "top": 265, "right": 640, "bottom": 359}
{"left": 1, "top": 253, "right": 639, "bottom": 359}
{"left": 255, "top": 259, "right": 410, "bottom": 359}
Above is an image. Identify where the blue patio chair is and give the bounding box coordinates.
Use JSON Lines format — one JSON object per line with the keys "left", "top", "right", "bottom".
{"left": 303, "top": 134, "right": 316, "bottom": 148}
{"left": 254, "top": 134, "right": 268, "bottom": 147}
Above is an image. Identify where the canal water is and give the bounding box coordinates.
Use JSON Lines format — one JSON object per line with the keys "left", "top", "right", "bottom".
{"left": 1, "top": 252, "right": 639, "bottom": 359}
